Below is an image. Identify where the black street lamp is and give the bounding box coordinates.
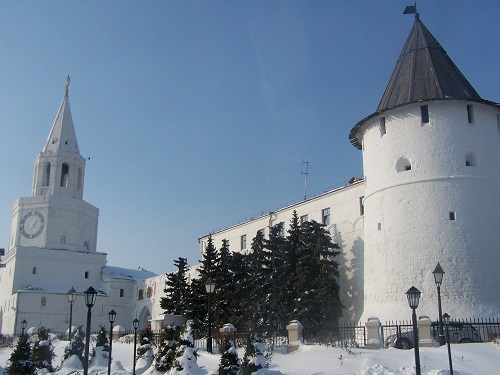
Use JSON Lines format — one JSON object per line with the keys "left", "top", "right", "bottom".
{"left": 406, "top": 286, "right": 422, "bottom": 375}
{"left": 83, "top": 286, "right": 98, "bottom": 375}
{"left": 21, "top": 319, "right": 27, "bottom": 336}
{"left": 107, "top": 310, "right": 117, "bottom": 375}
{"left": 67, "top": 286, "right": 77, "bottom": 341}
{"left": 132, "top": 318, "right": 140, "bottom": 375}
{"left": 433, "top": 263, "right": 445, "bottom": 346}
{"left": 443, "top": 313, "right": 454, "bottom": 375}
{"left": 204, "top": 277, "right": 216, "bottom": 353}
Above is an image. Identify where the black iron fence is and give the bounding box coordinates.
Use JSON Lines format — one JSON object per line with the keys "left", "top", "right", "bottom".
{"left": 381, "top": 318, "right": 500, "bottom": 349}
{"left": 302, "top": 323, "right": 366, "bottom": 347}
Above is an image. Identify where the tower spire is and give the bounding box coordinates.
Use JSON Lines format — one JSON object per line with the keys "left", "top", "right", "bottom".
{"left": 65, "top": 75, "right": 71, "bottom": 96}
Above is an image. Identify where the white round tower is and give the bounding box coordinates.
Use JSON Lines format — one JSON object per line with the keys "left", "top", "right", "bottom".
{"left": 350, "top": 15, "right": 500, "bottom": 322}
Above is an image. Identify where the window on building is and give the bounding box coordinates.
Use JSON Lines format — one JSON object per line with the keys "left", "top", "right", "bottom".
{"left": 465, "top": 152, "right": 478, "bottom": 167}
{"left": 449, "top": 212, "right": 456, "bottom": 221}
{"left": 77, "top": 167, "right": 83, "bottom": 191}
{"left": 380, "top": 117, "right": 386, "bottom": 136}
{"left": 138, "top": 289, "right": 144, "bottom": 300}
{"left": 147, "top": 287, "right": 153, "bottom": 298}
{"left": 41, "top": 297, "right": 46, "bottom": 307}
{"left": 421, "top": 105, "right": 429, "bottom": 123}
{"left": 32, "top": 267, "right": 37, "bottom": 274}
{"left": 84, "top": 271, "right": 89, "bottom": 279}
{"left": 300, "top": 215, "right": 308, "bottom": 225}
{"left": 240, "top": 235, "right": 247, "bottom": 250}
{"left": 377, "top": 223, "right": 382, "bottom": 231}
{"left": 61, "top": 235, "right": 66, "bottom": 244}
{"left": 359, "top": 196, "right": 365, "bottom": 216}
{"left": 396, "top": 157, "right": 412, "bottom": 172}
{"left": 60, "top": 163, "right": 69, "bottom": 187}
{"left": 43, "top": 162, "right": 51, "bottom": 187}
{"left": 322, "top": 208, "right": 331, "bottom": 225}
{"left": 258, "top": 228, "right": 265, "bottom": 237}
{"left": 120, "top": 289, "right": 124, "bottom": 297}
{"left": 467, "top": 105, "right": 474, "bottom": 124}
{"left": 278, "top": 222, "right": 285, "bottom": 237}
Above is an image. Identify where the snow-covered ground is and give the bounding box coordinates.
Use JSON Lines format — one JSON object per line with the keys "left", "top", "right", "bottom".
{"left": 1, "top": 338, "right": 499, "bottom": 374}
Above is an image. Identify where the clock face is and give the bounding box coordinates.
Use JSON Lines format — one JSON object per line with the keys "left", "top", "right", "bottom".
{"left": 20, "top": 211, "right": 45, "bottom": 239}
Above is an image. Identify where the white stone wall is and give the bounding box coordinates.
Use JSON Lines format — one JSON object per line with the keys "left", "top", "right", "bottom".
{"left": 360, "top": 100, "right": 500, "bottom": 322}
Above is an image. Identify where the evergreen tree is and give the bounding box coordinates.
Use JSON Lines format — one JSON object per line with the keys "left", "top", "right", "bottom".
{"left": 294, "top": 220, "right": 343, "bottom": 328}
{"left": 173, "top": 320, "right": 200, "bottom": 373}
{"left": 246, "top": 229, "right": 269, "bottom": 331}
{"left": 265, "top": 221, "right": 288, "bottom": 331}
{"left": 63, "top": 325, "right": 85, "bottom": 362}
{"left": 154, "top": 325, "right": 179, "bottom": 373}
{"left": 136, "top": 326, "right": 155, "bottom": 360}
{"left": 161, "top": 257, "right": 192, "bottom": 316}
{"left": 189, "top": 235, "right": 218, "bottom": 338}
{"left": 30, "top": 326, "right": 55, "bottom": 372}
{"left": 241, "top": 334, "right": 266, "bottom": 375}
{"left": 217, "top": 337, "right": 240, "bottom": 375}
{"left": 95, "top": 325, "right": 109, "bottom": 352}
{"left": 214, "top": 239, "right": 235, "bottom": 328}
{"left": 228, "top": 251, "right": 251, "bottom": 330}
{"left": 6, "top": 334, "right": 34, "bottom": 375}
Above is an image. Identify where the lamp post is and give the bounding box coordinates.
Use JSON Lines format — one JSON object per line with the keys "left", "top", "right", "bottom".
{"left": 83, "top": 286, "right": 98, "bottom": 375}
{"left": 132, "top": 318, "right": 139, "bottom": 375}
{"left": 204, "top": 277, "right": 216, "bottom": 353}
{"left": 67, "top": 286, "right": 77, "bottom": 340}
{"left": 432, "top": 263, "right": 445, "bottom": 346}
{"left": 443, "top": 313, "right": 454, "bottom": 375}
{"left": 406, "top": 286, "right": 422, "bottom": 375}
{"left": 21, "top": 319, "right": 27, "bottom": 336}
{"left": 107, "top": 310, "right": 117, "bottom": 375}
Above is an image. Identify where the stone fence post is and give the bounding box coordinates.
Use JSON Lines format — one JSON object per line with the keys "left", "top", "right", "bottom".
{"left": 219, "top": 323, "right": 237, "bottom": 340}
{"left": 417, "top": 315, "right": 433, "bottom": 347}
{"left": 286, "top": 320, "right": 303, "bottom": 353}
{"left": 365, "top": 317, "right": 382, "bottom": 349}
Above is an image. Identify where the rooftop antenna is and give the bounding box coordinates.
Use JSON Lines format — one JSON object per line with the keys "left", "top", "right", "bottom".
{"left": 302, "top": 161, "right": 309, "bottom": 201}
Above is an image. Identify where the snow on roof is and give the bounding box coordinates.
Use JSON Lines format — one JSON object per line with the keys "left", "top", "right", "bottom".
{"left": 104, "top": 266, "right": 157, "bottom": 281}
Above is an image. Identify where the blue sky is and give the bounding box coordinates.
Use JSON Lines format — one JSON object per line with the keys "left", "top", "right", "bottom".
{"left": 0, "top": 1, "right": 498, "bottom": 275}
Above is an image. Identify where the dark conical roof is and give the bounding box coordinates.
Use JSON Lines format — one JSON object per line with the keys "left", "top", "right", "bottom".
{"left": 349, "top": 15, "right": 498, "bottom": 149}
{"left": 377, "top": 14, "right": 480, "bottom": 111}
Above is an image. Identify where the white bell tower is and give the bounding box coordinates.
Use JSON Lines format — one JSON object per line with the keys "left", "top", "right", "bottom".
{"left": 8, "top": 77, "right": 99, "bottom": 253}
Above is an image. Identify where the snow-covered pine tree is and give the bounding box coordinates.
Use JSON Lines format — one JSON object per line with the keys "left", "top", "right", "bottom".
{"left": 63, "top": 325, "right": 85, "bottom": 362}
{"left": 6, "top": 333, "right": 34, "bottom": 375}
{"left": 153, "top": 324, "right": 179, "bottom": 373}
{"left": 30, "top": 326, "right": 55, "bottom": 372}
{"left": 217, "top": 337, "right": 240, "bottom": 375}
{"left": 241, "top": 334, "right": 266, "bottom": 375}
{"left": 136, "top": 325, "right": 155, "bottom": 360}
{"left": 95, "top": 325, "right": 109, "bottom": 352}
{"left": 172, "top": 320, "right": 200, "bottom": 373}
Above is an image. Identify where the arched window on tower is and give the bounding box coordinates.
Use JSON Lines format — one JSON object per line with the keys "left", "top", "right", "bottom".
{"left": 77, "top": 167, "right": 83, "bottom": 191}
{"left": 42, "top": 162, "right": 51, "bottom": 187}
{"left": 60, "top": 163, "right": 69, "bottom": 187}
{"left": 396, "top": 157, "right": 412, "bottom": 172}
{"left": 465, "top": 152, "right": 478, "bottom": 167}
